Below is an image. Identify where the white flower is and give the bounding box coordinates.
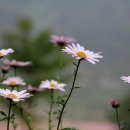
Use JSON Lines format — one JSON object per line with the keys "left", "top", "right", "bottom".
{"left": 120, "top": 76, "right": 130, "bottom": 83}
{"left": 0, "top": 48, "right": 14, "bottom": 58}
{"left": 0, "top": 89, "right": 32, "bottom": 102}
{"left": 62, "top": 43, "right": 103, "bottom": 64}
{"left": 3, "top": 59, "right": 32, "bottom": 68}
{"left": 3, "top": 77, "right": 26, "bottom": 86}
{"left": 39, "top": 80, "right": 66, "bottom": 91}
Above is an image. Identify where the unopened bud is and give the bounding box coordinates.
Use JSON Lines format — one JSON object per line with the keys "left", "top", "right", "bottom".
{"left": 111, "top": 99, "right": 120, "bottom": 108}
{"left": 1, "top": 65, "right": 10, "bottom": 74}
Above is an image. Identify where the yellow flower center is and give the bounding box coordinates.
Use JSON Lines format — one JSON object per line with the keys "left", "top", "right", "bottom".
{"left": 10, "top": 81, "right": 17, "bottom": 86}
{"left": 6, "top": 94, "right": 17, "bottom": 99}
{"left": 76, "top": 51, "right": 87, "bottom": 58}
{"left": 50, "top": 83, "right": 56, "bottom": 88}
{"left": 0, "top": 52, "right": 4, "bottom": 57}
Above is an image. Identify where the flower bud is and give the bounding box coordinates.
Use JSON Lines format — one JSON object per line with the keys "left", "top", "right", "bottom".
{"left": 1, "top": 65, "right": 10, "bottom": 74}
{"left": 111, "top": 99, "right": 120, "bottom": 108}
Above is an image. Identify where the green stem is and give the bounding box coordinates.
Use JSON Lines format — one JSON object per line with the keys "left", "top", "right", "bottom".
{"left": 7, "top": 100, "right": 12, "bottom": 130}
{"left": 48, "top": 90, "right": 54, "bottom": 130}
{"left": 12, "top": 68, "right": 17, "bottom": 130}
{"left": 115, "top": 108, "right": 121, "bottom": 130}
{"left": 56, "top": 59, "right": 82, "bottom": 130}
{"left": 13, "top": 68, "right": 17, "bottom": 76}
{"left": 2, "top": 73, "right": 5, "bottom": 81}
{"left": 58, "top": 46, "right": 62, "bottom": 81}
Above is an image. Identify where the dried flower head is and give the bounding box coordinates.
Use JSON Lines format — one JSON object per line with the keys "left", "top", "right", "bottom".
{"left": 50, "top": 35, "right": 76, "bottom": 46}
{"left": 39, "top": 80, "right": 66, "bottom": 91}
{"left": 62, "top": 43, "right": 103, "bottom": 64}
{"left": 0, "top": 89, "right": 32, "bottom": 102}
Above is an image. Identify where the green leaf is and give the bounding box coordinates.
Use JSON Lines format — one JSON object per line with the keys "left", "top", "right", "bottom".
{"left": 0, "top": 111, "right": 7, "bottom": 117}
{"left": 0, "top": 117, "right": 7, "bottom": 121}
{"left": 74, "top": 86, "right": 81, "bottom": 89}
{"left": 10, "top": 113, "right": 15, "bottom": 119}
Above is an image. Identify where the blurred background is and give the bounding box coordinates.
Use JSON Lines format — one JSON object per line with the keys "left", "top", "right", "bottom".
{"left": 1, "top": 0, "right": 130, "bottom": 130}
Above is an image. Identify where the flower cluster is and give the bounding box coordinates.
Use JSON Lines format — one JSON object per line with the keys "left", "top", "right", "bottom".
{"left": 0, "top": 42, "right": 103, "bottom": 130}
{"left": 0, "top": 48, "right": 32, "bottom": 103}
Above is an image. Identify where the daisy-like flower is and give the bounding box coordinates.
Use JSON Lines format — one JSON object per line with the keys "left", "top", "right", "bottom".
{"left": 120, "top": 76, "right": 130, "bottom": 83}
{"left": 62, "top": 43, "right": 103, "bottom": 64}
{"left": 3, "top": 77, "right": 26, "bottom": 86}
{"left": 50, "top": 35, "right": 76, "bottom": 46}
{"left": 0, "top": 89, "right": 32, "bottom": 102}
{"left": 0, "top": 48, "right": 14, "bottom": 58}
{"left": 26, "top": 84, "right": 44, "bottom": 92}
{"left": 39, "top": 80, "right": 66, "bottom": 91}
{"left": 3, "top": 59, "right": 32, "bottom": 68}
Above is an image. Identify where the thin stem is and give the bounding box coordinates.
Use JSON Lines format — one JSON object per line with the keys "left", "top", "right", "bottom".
{"left": 7, "top": 99, "right": 12, "bottom": 130}
{"left": 12, "top": 68, "right": 17, "bottom": 130}
{"left": 58, "top": 46, "right": 62, "bottom": 81}
{"left": 0, "top": 73, "right": 5, "bottom": 83}
{"left": 115, "top": 108, "right": 121, "bottom": 130}
{"left": 48, "top": 90, "right": 54, "bottom": 130}
{"left": 56, "top": 59, "right": 82, "bottom": 130}
{"left": 2, "top": 73, "right": 5, "bottom": 81}
{"left": 13, "top": 68, "right": 17, "bottom": 76}
{"left": 58, "top": 46, "right": 63, "bottom": 129}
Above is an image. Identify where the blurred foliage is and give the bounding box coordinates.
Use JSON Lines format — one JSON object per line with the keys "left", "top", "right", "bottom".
{"left": 108, "top": 95, "right": 130, "bottom": 130}
{"left": 2, "top": 19, "right": 70, "bottom": 85}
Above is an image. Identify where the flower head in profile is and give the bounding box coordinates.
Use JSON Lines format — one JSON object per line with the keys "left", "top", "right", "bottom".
{"left": 120, "top": 76, "right": 130, "bottom": 83}
{"left": 50, "top": 35, "right": 76, "bottom": 46}
{"left": 1, "top": 65, "right": 10, "bottom": 74}
{"left": 3, "top": 77, "right": 26, "bottom": 86}
{"left": 62, "top": 43, "right": 103, "bottom": 64}
{"left": 26, "top": 84, "right": 44, "bottom": 92}
{"left": 0, "top": 89, "right": 32, "bottom": 102}
{"left": 3, "top": 59, "right": 32, "bottom": 68}
{"left": 0, "top": 48, "right": 14, "bottom": 58}
{"left": 39, "top": 80, "right": 66, "bottom": 91}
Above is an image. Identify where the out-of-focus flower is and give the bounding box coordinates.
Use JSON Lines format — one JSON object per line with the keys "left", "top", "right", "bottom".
{"left": 120, "top": 76, "right": 130, "bottom": 83}
{"left": 3, "top": 59, "right": 32, "bottom": 68}
{"left": 62, "top": 43, "right": 103, "bottom": 64}
{"left": 1, "top": 65, "right": 10, "bottom": 74}
{"left": 0, "top": 89, "right": 32, "bottom": 102}
{"left": 111, "top": 99, "right": 120, "bottom": 108}
{"left": 3, "top": 77, "right": 26, "bottom": 86}
{"left": 50, "top": 35, "right": 76, "bottom": 46}
{"left": 39, "top": 80, "right": 66, "bottom": 91}
{"left": 0, "top": 48, "right": 14, "bottom": 58}
{"left": 26, "top": 84, "right": 44, "bottom": 92}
